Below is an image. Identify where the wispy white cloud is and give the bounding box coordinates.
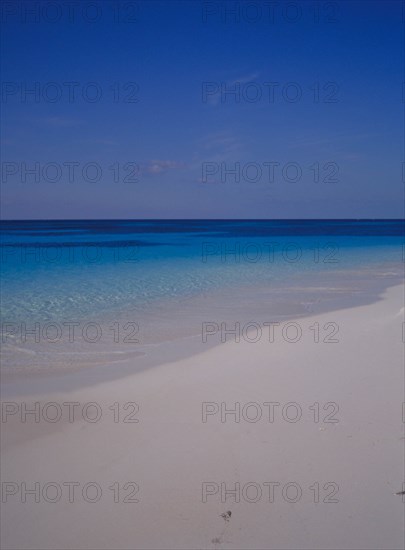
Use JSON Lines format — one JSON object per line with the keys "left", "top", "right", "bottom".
{"left": 204, "top": 72, "right": 260, "bottom": 105}
{"left": 229, "top": 72, "right": 260, "bottom": 86}
{"left": 142, "top": 160, "right": 186, "bottom": 175}
{"left": 198, "top": 132, "right": 243, "bottom": 155}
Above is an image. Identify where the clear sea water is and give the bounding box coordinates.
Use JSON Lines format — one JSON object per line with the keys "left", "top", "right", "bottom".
{"left": 1, "top": 220, "right": 404, "bottom": 374}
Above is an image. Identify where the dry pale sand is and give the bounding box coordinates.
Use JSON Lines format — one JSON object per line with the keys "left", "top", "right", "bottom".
{"left": 1, "top": 284, "right": 404, "bottom": 549}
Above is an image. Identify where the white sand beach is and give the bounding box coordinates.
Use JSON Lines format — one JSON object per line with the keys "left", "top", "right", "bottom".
{"left": 1, "top": 284, "right": 404, "bottom": 549}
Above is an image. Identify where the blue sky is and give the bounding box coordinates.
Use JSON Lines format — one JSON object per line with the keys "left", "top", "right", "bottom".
{"left": 1, "top": 0, "right": 404, "bottom": 219}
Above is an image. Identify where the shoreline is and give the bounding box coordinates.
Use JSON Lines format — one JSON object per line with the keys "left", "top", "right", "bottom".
{"left": 1, "top": 283, "right": 404, "bottom": 549}
{"left": 1, "top": 269, "right": 404, "bottom": 394}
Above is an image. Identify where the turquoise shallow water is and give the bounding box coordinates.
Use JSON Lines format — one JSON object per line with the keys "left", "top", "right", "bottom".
{"left": 1, "top": 220, "right": 404, "bottom": 323}
{"left": 1, "top": 220, "right": 404, "bottom": 373}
